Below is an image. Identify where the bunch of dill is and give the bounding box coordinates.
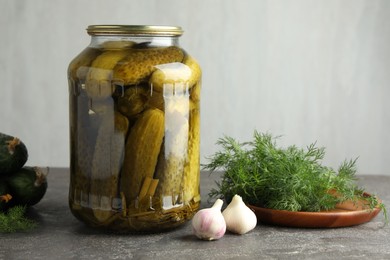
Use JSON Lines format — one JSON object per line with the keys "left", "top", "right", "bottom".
{"left": 0, "top": 206, "right": 37, "bottom": 233}
{"left": 204, "top": 132, "right": 386, "bottom": 215}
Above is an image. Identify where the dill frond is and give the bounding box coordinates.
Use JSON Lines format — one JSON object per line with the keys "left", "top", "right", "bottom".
{"left": 205, "top": 131, "right": 387, "bottom": 220}
{"left": 0, "top": 206, "right": 37, "bottom": 233}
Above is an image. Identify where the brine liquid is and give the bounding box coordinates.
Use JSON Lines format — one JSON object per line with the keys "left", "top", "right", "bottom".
{"left": 68, "top": 43, "right": 201, "bottom": 232}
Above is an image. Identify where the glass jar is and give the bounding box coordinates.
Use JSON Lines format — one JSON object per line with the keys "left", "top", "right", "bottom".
{"left": 67, "top": 25, "right": 201, "bottom": 232}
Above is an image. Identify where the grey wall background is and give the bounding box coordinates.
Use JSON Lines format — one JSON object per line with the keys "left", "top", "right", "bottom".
{"left": 1, "top": 0, "right": 389, "bottom": 175}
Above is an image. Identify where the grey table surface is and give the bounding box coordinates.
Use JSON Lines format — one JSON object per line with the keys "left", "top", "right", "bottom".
{"left": 0, "top": 168, "right": 389, "bottom": 260}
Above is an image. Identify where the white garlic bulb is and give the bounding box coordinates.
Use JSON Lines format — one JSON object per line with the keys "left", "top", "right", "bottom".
{"left": 192, "top": 199, "right": 226, "bottom": 240}
{"left": 222, "top": 194, "right": 257, "bottom": 235}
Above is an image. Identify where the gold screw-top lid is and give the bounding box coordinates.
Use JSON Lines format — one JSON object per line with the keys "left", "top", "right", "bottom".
{"left": 87, "top": 25, "right": 183, "bottom": 36}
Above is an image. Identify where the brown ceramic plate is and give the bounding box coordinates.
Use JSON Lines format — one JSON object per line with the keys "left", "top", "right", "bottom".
{"left": 248, "top": 193, "right": 382, "bottom": 228}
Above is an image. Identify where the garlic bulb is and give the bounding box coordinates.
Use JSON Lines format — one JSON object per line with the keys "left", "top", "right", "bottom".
{"left": 192, "top": 199, "right": 226, "bottom": 240}
{"left": 222, "top": 194, "right": 257, "bottom": 235}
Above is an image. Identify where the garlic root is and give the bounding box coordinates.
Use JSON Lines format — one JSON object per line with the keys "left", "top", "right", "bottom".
{"left": 222, "top": 194, "right": 257, "bottom": 235}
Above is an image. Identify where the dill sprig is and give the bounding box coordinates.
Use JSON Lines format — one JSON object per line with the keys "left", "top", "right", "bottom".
{"left": 0, "top": 205, "right": 37, "bottom": 233}
{"left": 204, "top": 132, "right": 387, "bottom": 221}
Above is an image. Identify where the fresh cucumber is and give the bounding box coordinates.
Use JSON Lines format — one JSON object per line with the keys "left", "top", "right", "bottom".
{"left": 0, "top": 132, "right": 28, "bottom": 175}
{"left": 6, "top": 167, "right": 48, "bottom": 207}
{"left": 0, "top": 181, "right": 12, "bottom": 211}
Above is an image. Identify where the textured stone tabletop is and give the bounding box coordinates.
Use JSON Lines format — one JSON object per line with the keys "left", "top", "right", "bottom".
{"left": 0, "top": 168, "right": 389, "bottom": 260}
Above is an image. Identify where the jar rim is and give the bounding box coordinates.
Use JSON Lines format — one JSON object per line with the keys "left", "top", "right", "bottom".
{"left": 87, "top": 25, "right": 183, "bottom": 36}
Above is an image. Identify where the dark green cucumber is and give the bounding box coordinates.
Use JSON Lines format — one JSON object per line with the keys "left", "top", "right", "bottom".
{"left": 0, "top": 132, "right": 28, "bottom": 175}
{"left": 0, "top": 181, "right": 12, "bottom": 211}
{"left": 6, "top": 167, "right": 48, "bottom": 207}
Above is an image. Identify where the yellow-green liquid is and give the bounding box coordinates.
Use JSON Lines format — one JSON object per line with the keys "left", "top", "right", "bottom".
{"left": 68, "top": 42, "right": 201, "bottom": 232}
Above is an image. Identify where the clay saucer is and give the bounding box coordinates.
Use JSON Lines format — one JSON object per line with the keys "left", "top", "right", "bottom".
{"left": 248, "top": 193, "right": 382, "bottom": 228}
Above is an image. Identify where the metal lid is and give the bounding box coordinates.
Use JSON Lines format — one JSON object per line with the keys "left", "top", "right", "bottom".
{"left": 87, "top": 25, "right": 183, "bottom": 36}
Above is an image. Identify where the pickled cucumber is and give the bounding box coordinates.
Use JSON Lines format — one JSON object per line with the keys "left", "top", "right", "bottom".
{"left": 190, "top": 82, "right": 201, "bottom": 103}
{"left": 68, "top": 47, "right": 101, "bottom": 82}
{"left": 0, "top": 133, "right": 28, "bottom": 176}
{"left": 182, "top": 108, "right": 201, "bottom": 203}
{"left": 101, "top": 41, "right": 135, "bottom": 50}
{"left": 150, "top": 54, "right": 201, "bottom": 93}
{"left": 113, "top": 46, "right": 184, "bottom": 86}
{"left": 70, "top": 92, "right": 102, "bottom": 208}
{"left": 154, "top": 92, "right": 189, "bottom": 208}
{"left": 90, "top": 110, "right": 129, "bottom": 222}
{"left": 85, "top": 49, "right": 131, "bottom": 99}
{"left": 120, "top": 108, "right": 165, "bottom": 209}
{"left": 145, "top": 90, "right": 165, "bottom": 111}
{"left": 154, "top": 151, "right": 186, "bottom": 208}
{"left": 117, "top": 86, "right": 149, "bottom": 118}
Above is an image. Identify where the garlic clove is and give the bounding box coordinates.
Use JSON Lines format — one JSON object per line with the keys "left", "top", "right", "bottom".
{"left": 222, "top": 194, "right": 257, "bottom": 235}
{"left": 192, "top": 199, "right": 226, "bottom": 240}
